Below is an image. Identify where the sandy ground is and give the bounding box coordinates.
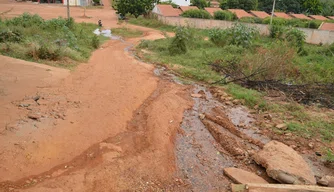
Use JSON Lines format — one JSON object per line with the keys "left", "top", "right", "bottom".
{"left": 0, "top": 1, "right": 193, "bottom": 191}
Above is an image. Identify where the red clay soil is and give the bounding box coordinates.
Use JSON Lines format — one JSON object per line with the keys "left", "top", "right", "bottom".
{"left": 0, "top": 2, "right": 192, "bottom": 191}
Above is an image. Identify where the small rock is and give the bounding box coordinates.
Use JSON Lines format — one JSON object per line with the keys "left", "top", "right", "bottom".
{"left": 317, "top": 175, "right": 334, "bottom": 186}
{"left": 27, "top": 113, "right": 41, "bottom": 121}
{"left": 277, "top": 172, "right": 296, "bottom": 184}
{"left": 220, "top": 96, "right": 225, "bottom": 101}
{"left": 276, "top": 123, "right": 288, "bottom": 130}
{"left": 225, "top": 101, "right": 233, "bottom": 106}
{"left": 191, "top": 94, "right": 202, "bottom": 98}
{"left": 225, "top": 97, "right": 233, "bottom": 101}
{"left": 223, "top": 167, "right": 268, "bottom": 184}
{"left": 290, "top": 145, "right": 297, "bottom": 149}
{"left": 285, "top": 133, "right": 292, "bottom": 136}
{"left": 199, "top": 114, "right": 205, "bottom": 120}
{"left": 232, "top": 99, "right": 240, "bottom": 105}
{"left": 19, "top": 103, "right": 31, "bottom": 108}
{"left": 238, "top": 123, "right": 246, "bottom": 128}
{"left": 308, "top": 142, "right": 314, "bottom": 149}
{"left": 33, "top": 95, "right": 40, "bottom": 102}
{"left": 264, "top": 114, "right": 272, "bottom": 120}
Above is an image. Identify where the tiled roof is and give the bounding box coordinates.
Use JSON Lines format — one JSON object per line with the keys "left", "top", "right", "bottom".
{"left": 290, "top": 13, "right": 311, "bottom": 20}
{"left": 250, "top": 10, "right": 270, "bottom": 19}
{"left": 179, "top": 6, "right": 198, "bottom": 12}
{"left": 328, "top": 16, "right": 334, "bottom": 20}
{"left": 274, "top": 12, "right": 292, "bottom": 19}
{"left": 156, "top": 4, "right": 181, "bottom": 17}
{"left": 228, "top": 9, "right": 254, "bottom": 19}
{"left": 320, "top": 23, "right": 334, "bottom": 31}
{"left": 309, "top": 15, "right": 328, "bottom": 21}
{"left": 204, "top": 7, "right": 222, "bottom": 16}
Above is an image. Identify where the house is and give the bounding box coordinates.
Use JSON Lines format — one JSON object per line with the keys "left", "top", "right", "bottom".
{"left": 274, "top": 12, "right": 292, "bottom": 19}
{"left": 160, "top": 0, "right": 191, "bottom": 6}
{"left": 329, "top": 16, "right": 334, "bottom": 20}
{"left": 204, "top": 7, "right": 221, "bottom": 16}
{"left": 228, "top": 9, "right": 254, "bottom": 19}
{"left": 63, "top": 0, "right": 90, "bottom": 6}
{"left": 290, "top": 13, "right": 311, "bottom": 20}
{"left": 309, "top": 15, "right": 328, "bottom": 21}
{"left": 152, "top": 4, "right": 182, "bottom": 17}
{"left": 250, "top": 11, "right": 270, "bottom": 19}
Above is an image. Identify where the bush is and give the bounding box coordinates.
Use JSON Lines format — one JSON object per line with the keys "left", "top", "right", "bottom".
{"left": 0, "top": 28, "right": 23, "bottom": 43}
{"left": 285, "top": 28, "right": 306, "bottom": 53}
{"left": 91, "top": 35, "right": 100, "bottom": 49}
{"left": 209, "top": 23, "right": 259, "bottom": 48}
{"left": 308, "top": 20, "right": 321, "bottom": 29}
{"left": 181, "top": 9, "right": 211, "bottom": 19}
{"left": 269, "top": 24, "right": 285, "bottom": 39}
{"left": 263, "top": 17, "right": 287, "bottom": 25}
{"left": 168, "top": 27, "right": 194, "bottom": 55}
{"left": 213, "top": 10, "right": 237, "bottom": 21}
{"left": 37, "top": 44, "right": 62, "bottom": 60}
{"left": 239, "top": 17, "right": 263, "bottom": 24}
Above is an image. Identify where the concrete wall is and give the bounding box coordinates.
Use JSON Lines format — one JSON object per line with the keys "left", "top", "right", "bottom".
{"left": 157, "top": 15, "right": 334, "bottom": 45}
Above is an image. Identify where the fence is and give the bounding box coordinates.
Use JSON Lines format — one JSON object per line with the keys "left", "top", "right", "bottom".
{"left": 156, "top": 15, "right": 334, "bottom": 45}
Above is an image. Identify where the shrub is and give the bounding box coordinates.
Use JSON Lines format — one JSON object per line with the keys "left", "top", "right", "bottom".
{"left": 239, "top": 17, "right": 263, "bottom": 24}
{"left": 37, "top": 44, "right": 62, "bottom": 60}
{"left": 91, "top": 35, "right": 100, "bottom": 49}
{"left": 181, "top": 9, "right": 211, "bottom": 19}
{"left": 263, "top": 17, "right": 287, "bottom": 25}
{"left": 269, "top": 24, "right": 285, "bottom": 39}
{"left": 168, "top": 27, "right": 193, "bottom": 55}
{"left": 285, "top": 28, "right": 306, "bottom": 53}
{"left": 308, "top": 20, "right": 321, "bottom": 29}
{"left": 209, "top": 23, "right": 259, "bottom": 48}
{"left": 0, "top": 28, "right": 23, "bottom": 43}
{"left": 213, "top": 10, "right": 237, "bottom": 21}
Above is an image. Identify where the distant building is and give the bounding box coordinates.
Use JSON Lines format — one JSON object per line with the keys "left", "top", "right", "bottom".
{"left": 160, "top": 0, "right": 191, "bottom": 6}
{"left": 63, "top": 0, "right": 90, "bottom": 6}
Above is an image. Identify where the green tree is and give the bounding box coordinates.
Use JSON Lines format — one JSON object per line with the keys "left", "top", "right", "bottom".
{"left": 114, "top": 0, "right": 158, "bottom": 18}
{"left": 258, "top": 0, "right": 304, "bottom": 13}
{"left": 191, "top": 0, "right": 209, "bottom": 9}
{"left": 320, "top": 0, "right": 334, "bottom": 16}
{"left": 303, "top": 0, "right": 322, "bottom": 14}
{"left": 221, "top": 0, "right": 258, "bottom": 11}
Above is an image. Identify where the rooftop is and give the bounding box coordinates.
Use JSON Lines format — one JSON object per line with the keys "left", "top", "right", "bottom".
{"left": 250, "top": 10, "right": 270, "bottom": 19}
{"left": 290, "top": 13, "right": 311, "bottom": 20}
{"left": 204, "top": 7, "right": 222, "bottom": 16}
{"left": 179, "top": 6, "right": 198, "bottom": 12}
{"left": 156, "top": 4, "right": 182, "bottom": 17}
{"left": 309, "top": 15, "right": 328, "bottom": 21}
{"left": 228, "top": 9, "right": 254, "bottom": 19}
{"left": 274, "top": 12, "right": 292, "bottom": 19}
{"left": 319, "top": 22, "right": 334, "bottom": 31}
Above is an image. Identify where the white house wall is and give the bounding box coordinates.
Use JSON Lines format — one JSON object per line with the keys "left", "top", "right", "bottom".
{"left": 160, "top": 0, "right": 191, "bottom": 6}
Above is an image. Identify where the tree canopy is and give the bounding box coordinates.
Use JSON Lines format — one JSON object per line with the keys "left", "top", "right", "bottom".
{"left": 114, "top": 0, "right": 158, "bottom": 18}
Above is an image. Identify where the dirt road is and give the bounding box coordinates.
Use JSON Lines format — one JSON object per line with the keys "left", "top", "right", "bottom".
{"left": 0, "top": 2, "right": 193, "bottom": 191}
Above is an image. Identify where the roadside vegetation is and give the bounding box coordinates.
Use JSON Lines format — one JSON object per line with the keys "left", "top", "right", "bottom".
{"left": 111, "top": 27, "right": 143, "bottom": 38}
{"left": 0, "top": 13, "right": 107, "bottom": 69}
{"left": 135, "top": 19, "right": 334, "bottom": 142}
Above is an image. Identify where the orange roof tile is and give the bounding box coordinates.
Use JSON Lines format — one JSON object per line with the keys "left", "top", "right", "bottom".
{"left": 228, "top": 9, "right": 254, "bottom": 19}
{"left": 204, "top": 7, "right": 222, "bottom": 16}
{"left": 320, "top": 23, "right": 334, "bottom": 31}
{"left": 328, "top": 16, "right": 334, "bottom": 20}
{"left": 156, "top": 4, "right": 181, "bottom": 17}
{"left": 210, "top": 1, "right": 220, "bottom": 8}
{"left": 179, "top": 6, "right": 198, "bottom": 12}
{"left": 274, "top": 12, "right": 292, "bottom": 19}
{"left": 250, "top": 10, "right": 270, "bottom": 19}
{"left": 290, "top": 13, "right": 311, "bottom": 20}
{"left": 309, "top": 15, "right": 328, "bottom": 21}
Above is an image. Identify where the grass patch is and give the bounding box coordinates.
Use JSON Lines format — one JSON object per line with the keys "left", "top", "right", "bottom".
{"left": 128, "top": 16, "right": 176, "bottom": 32}
{"left": 287, "top": 121, "right": 334, "bottom": 142}
{"left": 0, "top": 13, "right": 108, "bottom": 69}
{"left": 325, "top": 149, "right": 334, "bottom": 162}
{"left": 111, "top": 27, "right": 143, "bottom": 38}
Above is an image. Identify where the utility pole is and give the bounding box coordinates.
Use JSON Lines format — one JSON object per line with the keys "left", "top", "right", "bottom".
{"left": 67, "top": 0, "right": 70, "bottom": 20}
{"left": 270, "top": 0, "right": 276, "bottom": 25}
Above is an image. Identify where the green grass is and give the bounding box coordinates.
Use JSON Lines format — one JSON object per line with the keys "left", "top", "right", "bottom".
{"left": 135, "top": 18, "right": 334, "bottom": 141}
{"left": 0, "top": 13, "right": 108, "bottom": 69}
{"left": 111, "top": 27, "right": 143, "bottom": 38}
{"left": 325, "top": 149, "right": 334, "bottom": 162}
{"left": 128, "top": 16, "right": 176, "bottom": 32}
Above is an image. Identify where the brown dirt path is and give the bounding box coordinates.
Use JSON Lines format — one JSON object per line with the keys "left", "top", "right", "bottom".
{"left": 0, "top": 2, "right": 192, "bottom": 191}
